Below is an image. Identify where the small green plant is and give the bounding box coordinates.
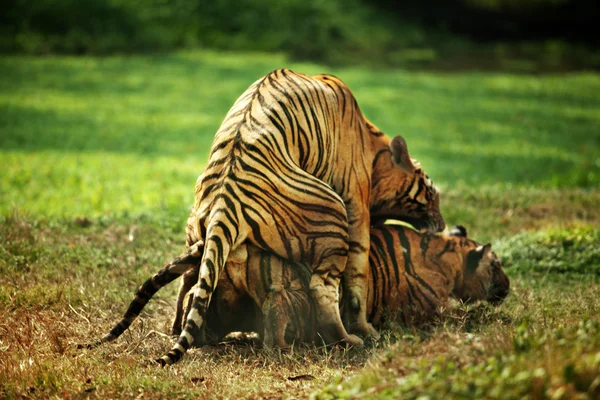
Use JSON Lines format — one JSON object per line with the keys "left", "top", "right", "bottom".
{"left": 315, "top": 319, "right": 600, "bottom": 399}
{"left": 495, "top": 226, "right": 600, "bottom": 275}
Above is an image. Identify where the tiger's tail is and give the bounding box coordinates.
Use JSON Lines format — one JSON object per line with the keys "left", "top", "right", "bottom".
{"left": 158, "top": 208, "right": 241, "bottom": 366}
{"left": 78, "top": 242, "right": 203, "bottom": 349}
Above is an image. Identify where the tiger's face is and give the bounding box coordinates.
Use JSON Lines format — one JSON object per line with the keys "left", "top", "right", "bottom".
{"left": 370, "top": 135, "right": 445, "bottom": 233}
{"left": 487, "top": 251, "right": 510, "bottom": 305}
{"left": 459, "top": 243, "right": 510, "bottom": 305}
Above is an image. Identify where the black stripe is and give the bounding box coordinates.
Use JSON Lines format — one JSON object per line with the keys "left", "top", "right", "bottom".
{"left": 397, "top": 229, "right": 440, "bottom": 300}
{"left": 200, "top": 278, "right": 213, "bottom": 294}
{"left": 260, "top": 252, "right": 273, "bottom": 291}
{"left": 381, "top": 228, "right": 403, "bottom": 284}
{"left": 372, "top": 148, "right": 391, "bottom": 168}
{"left": 436, "top": 241, "right": 454, "bottom": 258}
{"left": 410, "top": 276, "right": 440, "bottom": 310}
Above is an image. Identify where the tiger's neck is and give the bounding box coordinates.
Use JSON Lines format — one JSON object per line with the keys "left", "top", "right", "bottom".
{"left": 421, "top": 234, "right": 465, "bottom": 296}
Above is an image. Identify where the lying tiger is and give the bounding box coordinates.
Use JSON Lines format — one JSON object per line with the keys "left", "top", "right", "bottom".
{"left": 176, "top": 224, "right": 510, "bottom": 346}
{"left": 85, "top": 224, "right": 509, "bottom": 350}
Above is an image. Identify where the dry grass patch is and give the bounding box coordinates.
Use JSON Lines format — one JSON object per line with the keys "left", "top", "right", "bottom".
{"left": 0, "top": 214, "right": 377, "bottom": 399}
{"left": 2, "top": 213, "right": 600, "bottom": 399}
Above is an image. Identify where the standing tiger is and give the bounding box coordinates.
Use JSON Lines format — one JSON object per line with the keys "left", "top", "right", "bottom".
{"left": 85, "top": 224, "right": 508, "bottom": 351}
{"left": 164, "top": 69, "right": 444, "bottom": 364}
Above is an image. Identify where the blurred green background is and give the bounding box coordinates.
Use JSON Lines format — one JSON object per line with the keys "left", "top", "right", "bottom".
{"left": 0, "top": 0, "right": 599, "bottom": 241}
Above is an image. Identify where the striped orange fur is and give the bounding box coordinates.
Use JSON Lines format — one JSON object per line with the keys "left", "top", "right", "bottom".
{"left": 160, "top": 69, "right": 444, "bottom": 364}
{"left": 86, "top": 225, "right": 508, "bottom": 351}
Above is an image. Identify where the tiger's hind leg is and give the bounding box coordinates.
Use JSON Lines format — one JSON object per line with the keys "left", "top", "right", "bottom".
{"left": 180, "top": 272, "right": 215, "bottom": 347}
{"left": 157, "top": 172, "right": 362, "bottom": 366}
{"left": 239, "top": 168, "right": 363, "bottom": 347}
{"left": 172, "top": 267, "right": 199, "bottom": 336}
{"left": 262, "top": 285, "right": 292, "bottom": 349}
{"left": 262, "top": 284, "right": 316, "bottom": 348}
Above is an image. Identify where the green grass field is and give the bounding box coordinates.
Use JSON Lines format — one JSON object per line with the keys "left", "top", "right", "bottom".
{"left": 1, "top": 50, "right": 599, "bottom": 399}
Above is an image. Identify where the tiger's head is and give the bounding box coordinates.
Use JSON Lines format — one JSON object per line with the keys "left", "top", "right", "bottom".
{"left": 370, "top": 134, "right": 445, "bottom": 233}
{"left": 449, "top": 226, "right": 510, "bottom": 305}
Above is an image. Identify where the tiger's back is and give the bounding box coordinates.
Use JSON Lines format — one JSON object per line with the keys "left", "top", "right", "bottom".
{"left": 187, "top": 70, "right": 361, "bottom": 248}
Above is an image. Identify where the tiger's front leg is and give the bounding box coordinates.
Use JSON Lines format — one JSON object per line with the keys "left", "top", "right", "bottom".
{"left": 343, "top": 203, "right": 379, "bottom": 339}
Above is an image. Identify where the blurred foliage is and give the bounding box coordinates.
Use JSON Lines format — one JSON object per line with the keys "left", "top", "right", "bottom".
{"left": 1, "top": 0, "right": 599, "bottom": 70}
{"left": 1, "top": 0, "right": 396, "bottom": 60}
{"left": 495, "top": 226, "right": 600, "bottom": 275}
{"left": 2, "top": 0, "right": 199, "bottom": 54}
{"left": 463, "top": 0, "right": 570, "bottom": 9}
{"left": 371, "top": 0, "right": 599, "bottom": 41}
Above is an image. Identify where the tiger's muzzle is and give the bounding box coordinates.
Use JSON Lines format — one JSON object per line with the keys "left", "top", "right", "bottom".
{"left": 399, "top": 213, "right": 446, "bottom": 234}
{"left": 487, "top": 269, "right": 510, "bottom": 306}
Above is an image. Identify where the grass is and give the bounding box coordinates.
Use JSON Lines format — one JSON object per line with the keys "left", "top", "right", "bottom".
{"left": 317, "top": 312, "right": 600, "bottom": 399}
{"left": 0, "top": 49, "right": 599, "bottom": 398}
{"left": 1, "top": 214, "right": 598, "bottom": 398}
{"left": 0, "top": 213, "right": 375, "bottom": 399}
{"left": 1, "top": 50, "right": 599, "bottom": 238}
{"left": 495, "top": 226, "right": 600, "bottom": 275}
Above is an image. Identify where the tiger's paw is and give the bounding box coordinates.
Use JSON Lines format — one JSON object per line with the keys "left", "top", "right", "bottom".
{"left": 341, "top": 334, "right": 364, "bottom": 348}
{"left": 353, "top": 322, "right": 380, "bottom": 341}
{"left": 365, "top": 324, "right": 380, "bottom": 340}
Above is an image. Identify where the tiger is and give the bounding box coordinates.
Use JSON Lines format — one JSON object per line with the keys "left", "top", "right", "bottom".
{"left": 176, "top": 224, "right": 510, "bottom": 346}
{"left": 156, "top": 68, "right": 444, "bottom": 365}
{"left": 363, "top": 223, "right": 509, "bottom": 328}
{"left": 84, "top": 224, "right": 508, "bottom": 351}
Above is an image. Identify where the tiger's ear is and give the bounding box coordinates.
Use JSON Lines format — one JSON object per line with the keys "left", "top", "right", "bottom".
{"left": 466, "top": 243, "right": 492, "bottom": 273}
{"left": 390, "top": 135, "right": 415, "bottom": 174}
{"left": 449, "top": 225, "right": 468, "bottom": 237}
